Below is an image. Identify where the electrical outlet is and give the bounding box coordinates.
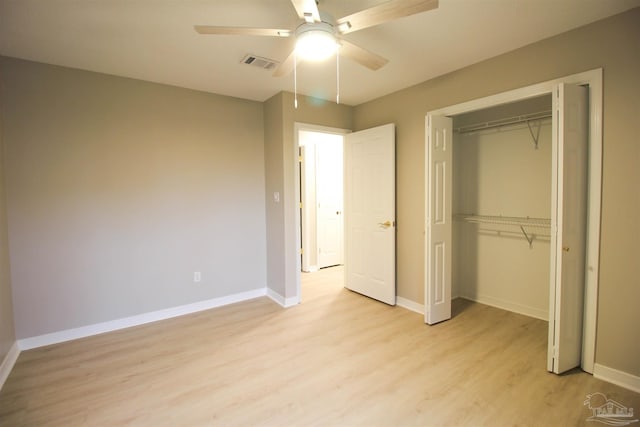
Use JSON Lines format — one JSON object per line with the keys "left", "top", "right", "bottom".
{"left": 193, "top": 271, "right": 201, "bottom": 283}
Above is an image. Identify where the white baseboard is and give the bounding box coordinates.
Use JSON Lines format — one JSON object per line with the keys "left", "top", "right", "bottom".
{"left": 594, "top": 363, "right": 640, "bottom": 393}
{"left": 267, "top": 288, "right": 299, "bottom": 308}
{"left": 460, "top": 293, "right": 548, "bottom": 321}
{"left": 396, "top": 297, "right": 424, "bottom": 315}
{"left": 0, "top": 342, "right": 20, "bottom": 391}
{"left": 18, "top": 288, "right": 267, "bottom": 351}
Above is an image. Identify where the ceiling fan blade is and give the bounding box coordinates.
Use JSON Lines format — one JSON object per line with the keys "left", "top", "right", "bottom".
{"left": 339, "top": 40, "right": 389, "bottom": 71}
{"left": 290, "top": 0, "right": 321, "bottom": 23}
{"left": 194, "top": 26, "right": 292, "bottom": 37}
{"left": 336, "top": 0, "right": 438, "bottom": 34}
{"left": 273, "top": 49, "right": 296, "bottom": 77}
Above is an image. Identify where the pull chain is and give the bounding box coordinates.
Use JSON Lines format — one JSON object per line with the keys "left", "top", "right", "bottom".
{"left": 294, "top": 51, "right": 298, "bottom": 109}
{"left": 336, "top": 46, "right": 340, "bottom": 105}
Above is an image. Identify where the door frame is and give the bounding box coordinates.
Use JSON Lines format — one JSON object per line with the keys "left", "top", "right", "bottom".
{"left": 424, "top": 68, "right": 602, "bottom": 373}
{"left": 294, "top": 122, "right": 351, "bottom": 303}
{"left": 299, "top": 143, "right": 318, "bottom": 273}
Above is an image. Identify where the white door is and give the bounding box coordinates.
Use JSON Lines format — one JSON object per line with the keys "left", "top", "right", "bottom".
{"left": 317, "top": 139, "right": 344, "bottom": 268}
{"left": 548, "top": 84, "right": 589, "bottom": 374}
{"left": 425, "top": 115, "right": 453, "bottom": 324}
{"left": 344, "top": 124, "right": 396, "bottom": 305}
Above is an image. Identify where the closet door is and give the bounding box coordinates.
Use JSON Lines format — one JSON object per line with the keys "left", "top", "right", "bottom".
{"left": 548, "top": 83, "right": 588, "bottom": 374}
{"left": 425, "top": 115, "right": 453, "bottom": 324}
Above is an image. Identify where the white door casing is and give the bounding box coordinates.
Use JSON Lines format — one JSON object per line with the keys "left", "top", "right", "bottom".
{"left": 300, "top": 144, "right": 318, "bottom": 272}
{"left": 548, "top": 83, "right": 589, "bottom": 374}
{"left": 425, "top": 115, "right": 453, "bottom": 324}
{"left": 344, "top": 124, "right": 396, "bottom": 305}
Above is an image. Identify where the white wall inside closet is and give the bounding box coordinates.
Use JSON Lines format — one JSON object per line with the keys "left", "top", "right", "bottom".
{"left": 452, "top": 95, "right": 553, "bottom": 320}
{"left": 299, "top": 130, "right": 344, "bottom": 272}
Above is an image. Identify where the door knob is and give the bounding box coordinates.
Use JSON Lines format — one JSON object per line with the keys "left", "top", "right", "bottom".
{"left": 562, "top": 246, "right": 570, "bottom": 252}
{"left": 378, "top": 220, "right": 392, "bottom": 228}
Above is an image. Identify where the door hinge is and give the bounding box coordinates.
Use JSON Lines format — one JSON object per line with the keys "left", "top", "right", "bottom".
{"left": 300, "top": 248, "right": 303, "bottom": 255}
{"left": 299, "top": 202, "right": 303, "bottom": 208}
{"left": 298, "top": 155, "right": 303, "bottom": 162}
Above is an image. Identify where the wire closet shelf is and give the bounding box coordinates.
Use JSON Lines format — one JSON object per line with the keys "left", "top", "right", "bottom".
{"left": 454, "top": 109, "right": 552, "bottom": 149}
{"left": 454, "top": 214, "right": 551, "bottom": 248}
{"left": 454, "top": 110, "right": 552, "bottom": 134}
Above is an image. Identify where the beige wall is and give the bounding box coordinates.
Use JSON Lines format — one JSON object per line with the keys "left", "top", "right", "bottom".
{"left": 0, "top": 77, "right": 16, "bottom": 362}
{"left": 264, "top": 92, "right": 352, "bottom": 299}
{"left": 0, "top": 57, "right": 267, "bottom": 339}
{"left": 353, "top": 8, "right": 640, "bottom": 376}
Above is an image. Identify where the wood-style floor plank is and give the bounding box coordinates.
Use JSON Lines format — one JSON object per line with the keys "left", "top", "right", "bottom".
{"left": 1, "top": 266, "right": 638, "bottom": 426}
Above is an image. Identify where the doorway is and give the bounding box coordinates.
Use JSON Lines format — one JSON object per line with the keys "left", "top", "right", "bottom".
{"left": 295, "top": 124, "right": 350, "bottom": 303}
{"left": 425, "top": 69, "right": 603, "bottom": 374}
{"left": 294, "top": 122, "right": 397, "bottom": 306}
{"left": 299, "top": 130, "right": 344, "bottom": 273}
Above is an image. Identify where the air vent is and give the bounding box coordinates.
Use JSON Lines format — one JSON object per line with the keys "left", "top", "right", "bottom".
{"left": 241, "top": 54, "right": 279, "bottom": 71}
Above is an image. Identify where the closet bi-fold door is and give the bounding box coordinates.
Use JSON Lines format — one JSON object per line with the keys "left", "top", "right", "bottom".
{"left": 425, "top": 115, "right": 452, "bottom": 325}
{"left": 548, "top": 83, "right": 588, "bottom": 374}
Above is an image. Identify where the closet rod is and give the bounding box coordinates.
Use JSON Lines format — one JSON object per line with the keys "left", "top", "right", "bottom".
{"left": 455, "top": 110, "right": 552, "bottom": 134}
{"left": 455, "top": 214, "right": 551, "bottom": 248}
{"left": 454, "top": 214, "right": 551, "bottom": 228}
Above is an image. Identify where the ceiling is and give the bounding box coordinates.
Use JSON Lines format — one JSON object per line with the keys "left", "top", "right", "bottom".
{"left": 1, "top": 0, "right": 638, "bottom": 106}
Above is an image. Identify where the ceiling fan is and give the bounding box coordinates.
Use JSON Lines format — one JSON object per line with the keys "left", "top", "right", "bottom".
{"left": 194, "top": 0, "right": 439, "bottom": 77}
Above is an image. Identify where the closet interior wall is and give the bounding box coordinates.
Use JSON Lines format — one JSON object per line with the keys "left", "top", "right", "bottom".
{"left": 452, "top": 95, "right": 553, "bottom": 320}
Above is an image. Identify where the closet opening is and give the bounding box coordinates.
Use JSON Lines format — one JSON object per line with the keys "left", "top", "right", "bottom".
{"left": 452, "top": 94, "right": 553, "bottom": 321}
{"left": 425, "top": 69, "right": 602, "bottom": 375}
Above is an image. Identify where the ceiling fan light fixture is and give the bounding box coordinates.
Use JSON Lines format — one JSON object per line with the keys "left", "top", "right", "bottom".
{"left": 295, "top": 24, "right": 337, "bottom": 61}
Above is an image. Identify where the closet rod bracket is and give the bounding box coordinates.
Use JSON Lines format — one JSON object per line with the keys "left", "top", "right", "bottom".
{"left": 526, "top": 120, "right": 542, "bottom": 150}
{"left": 520, "top": 225, "right": 534, "bottom": 248}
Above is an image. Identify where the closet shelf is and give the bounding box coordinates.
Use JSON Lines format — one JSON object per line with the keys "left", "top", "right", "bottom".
{"left": 454, "top": 214, "right": 550, "bottom": 228}
{"left": 454, "top": 110, "right": 552, "bottom": 134}
{"left": 454, "top": 214, "right": 551, "bottom": 248}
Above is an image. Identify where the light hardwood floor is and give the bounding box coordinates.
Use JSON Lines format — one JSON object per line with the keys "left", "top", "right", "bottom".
{"left": 1, "top": 266, "right": 638, "bottom": 426}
